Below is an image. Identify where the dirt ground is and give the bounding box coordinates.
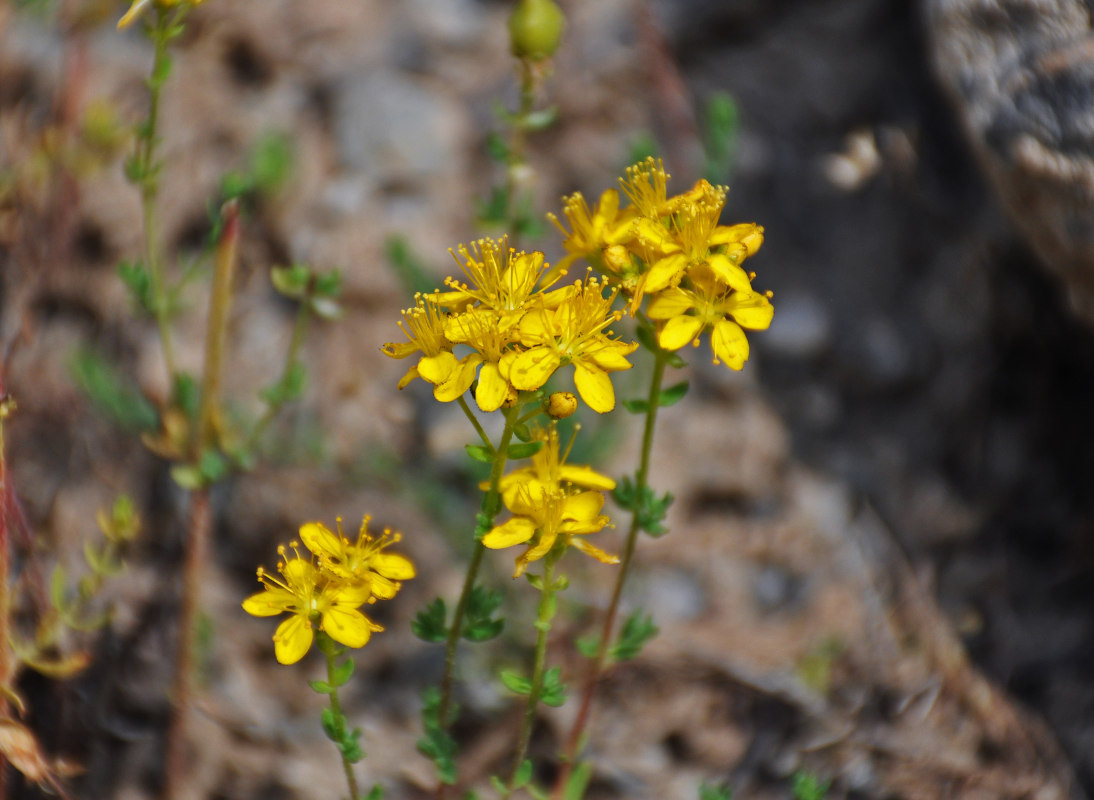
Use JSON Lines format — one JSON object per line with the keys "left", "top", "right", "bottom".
{"left": 1, "top": 0, "right": 1092, "bottom": 798}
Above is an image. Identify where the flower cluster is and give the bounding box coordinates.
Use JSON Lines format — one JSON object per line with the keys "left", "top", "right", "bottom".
{"left": 550, "top": 157, "right": 773, "bottom": 369}
{"left": 382, "top": 238, "right": 637, "bottom": 413}
{"left": 483, "top": 425, "right": 619, "bottom": 577}
{"left": 242, "top": 517, "right": 415, "bottom": 664}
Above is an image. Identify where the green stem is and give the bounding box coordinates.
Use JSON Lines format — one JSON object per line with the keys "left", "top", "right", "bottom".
{"left": 324, "top": 646, "right": 361, "bottom": 800}
{"left": 552, "top": 344, "right": 668, "bottom": 799}
{"left": 436, "top": 401, "right": 522, "bottom": 729}
{"left": 0, "top": 392, "right": 12, "bottom": 800}
{"left": 136, "top": 6, "right": 181, "bottom": 381}
{"left": 504, "top": 555, "right": 558, "bottom": 799}
{"left": 248, "top": 299, "right": 311, "bottom": 450}
{"left": 503, "top": 58, "right": 539, "bottom": 240}
{"left": 457, "top": 396, "right": 493, "bottom": 452}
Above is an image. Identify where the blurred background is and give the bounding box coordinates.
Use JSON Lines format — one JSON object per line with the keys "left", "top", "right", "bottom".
{"left": 1, "top": 0, "right": 1092, "bottom": 798}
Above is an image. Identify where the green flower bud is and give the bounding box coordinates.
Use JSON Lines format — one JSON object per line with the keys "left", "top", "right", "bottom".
{"left": 508, "top": 0, "right": 565, "bottom": 61}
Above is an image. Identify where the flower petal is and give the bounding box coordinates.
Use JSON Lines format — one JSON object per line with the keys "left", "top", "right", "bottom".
{"left": 644, "top": 253, "right": 688, "bottom": 294}
{"left": 433, "top": 353, "right": 482, "bottom": 402}
{"left": 562, "top": 491, "right": 606, "bottom": 521}
{"left": 707, "top": 253, "right": 753, "bottom": 293}
{"left": 723, "top": 291, "right": 774, "bottom": 330}
{"left": 372, "top": 552, "right": 416, "bottom": 580}
{"left": 558, "top": 464, "right": 616, "bottom": 491}
{"left": 569, "top": 537, "right": 620, "bottom": 565}
{"left": 507, "top": 347, "right": 562, "bottom": 391}
{"left": 322, "top": 606, "right": 374, "bottom": 649}
{"left": 483, "top": 517, "right": 537, "bottom": 549}
{"left": 475, "top": 361, "right": 510, "bottom": 412}
{"left": 242, "top": 588, "right": 294, "bottom": 617}
{"left": 418, "top": 351, "right": 458, "bottom": 385}
{"left": 273, "top": 614, "right": 314, "bottom": 665}
{"left": 658, "top": 315, "right": 705, "bottom": 351}
{"left": 711, "top": 319, "right": 749, "bottom": 370}
{"left": 396, "top": 365, "right": 419, "bottom": 390}
{"left": 646, "top": 288, "right": 694, "bottom": 320}
{"left": 300, "top": 522, "right": 340, "bottom": 559}
{"left": 573, "top": 362, "right": 615, "bottom": 414}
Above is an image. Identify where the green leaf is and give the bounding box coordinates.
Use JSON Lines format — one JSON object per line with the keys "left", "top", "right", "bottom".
{"left": 271, "top": 263, "right": 310, "bottom": 299}
{"left": 699, "top": 783, "right": 733, "bottom": 800}
{"left": 308, "top": 680, "right": 334, "bottom": 694}
{"left": 507, "top": 441, "right": 543, "bottom": 459}
{"left": 69, "top": 349, "right": 158, "bottom": 432}
{"left": 520, "top": 107, "right": 558, "bottom": 131}
{"left": 260, "top": 362, "right": 307, "bottom": 406}
{"left": 463, "top": 585, "right": 504, "bottom": 642}
{"left": 198, "top": 450, "right": 229, "bottom": 484}
{"left": 485, "top": 132, "right": 509, "bottom": 163}
{"left": 320, "top": 706, "right": 342, "bottom": 740}
{"left": 513, "top": 759, "right": 534, "bottom": 788}
{"left": 666, "top": 351, "right": 688, "bottom": 369}
{"left": 564, "top": 762, "right": 593, "bottom": 800}
{"left": 117, "top": 261, "right": 152, "bottom": 312}
{"left": 250, "top": 132, "right": 294, "bottom": 195}
{"left": 332, "top": 657, "right": 355, "bottom": 686}
{"left": 489, "top": 776, "right": 508, "bottom": 796}
{"left": 412, "top": 598, "right": 448, "bottom": 643}
{"left": 365, "top": 785, "right": 384, "bottom": 800}
{"left": 622, "top": 399, "right": 649, "bottom": 413}
{"left": 575, "top": 635, "right": 600, "bottom": 659}
{"left": 170, "top": 464, "right": 205, "bottom": 491}
{"left": 658, "top": 381, "right": 689, "bottom": 407}
{"left": 384, "top": 235, "right": 436, "bottom": 298}
{"left": 634, "top": 324, "right": 659, "bottom": 353}
{"left": 500, "top": 670, "right": 532, "bottom": 696}
{"left": 314, "top": 269, "right": 343, "bottom": 298}
{"left": 791, "top": 772, "right": 830, "bottom": 800}
{"left": 609, "top": 611, "right": 659, "bottom": 661}
{"left": 611, "top": 476, "right": 673, "bottom": 537}
{"left": 513, "top": 423, "right": 533, "bottom": 442}
{"left": 49, "top": 564, "right": 67, "bottom": 611}
{"left": 539, "top": 667, "right": 568, "bottom": 707}
{"left": 465, "top": 444, "right": 494, "bottom": 463}
{"left": 172, "top": 372, "right": 200, "bottom": 420}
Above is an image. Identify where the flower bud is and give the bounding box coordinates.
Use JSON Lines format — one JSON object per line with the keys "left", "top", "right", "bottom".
{"left": 546, "top": 391, "right": 577, "bottom": 419}
{"left": 603, "top": 245, "right": 630, "bottom": 274}
{"left": 508, "top": 0, "right": 565, "bottom": 61}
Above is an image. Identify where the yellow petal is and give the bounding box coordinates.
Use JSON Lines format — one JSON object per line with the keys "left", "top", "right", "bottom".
{"left": 573, "top": 362, "right": 615, "bottom": 414}
{"left": 242, "top": 588, "right": 293, "bottom": 617}
{"left": 724, "top": 291, "right": 774, "bottom": 330}
{"left": 646, "top": 288, "right": 694, "bottom": 320}
{"left": 558, "top": 465, "right": 616, "bottom": 491}
{"left": 559, "top": 514, "right": 610, "bottom": 535}
{"left": 322, "top": 606, "right": 374, "bottom": 649}
{"left": 644, "top": 253, "right": 688, "bottom": 294}
{"left": 658, "top": 315, "right": 705, "bottom": 351}
{"left": 418, "top": 351, "right": 458, "bottom": 384}
{"left": 587, "top": 340, "right": 637, "bottom": 372}
{"left": 707, "top": 253, "right": 753, "bottom": 293}
{"left": 396, "top": 365, "right": 420, "bottom": 390}
{"left": 562, "top": 491, "right": 606, "bottom": 521}
{"left": 382, "top": 341, "right": 418, "bottom": 360}
{"left": 300, "top": 522, "right": 341, "bottom": 559}
{"left": 514, "top": 530, "right": 557, "bottom": 578}
{"left": 475, "top": 361, "right": 510, "bottom": 412}
{"left": 483, "top": 517, "right": 537, "bottom": 549}
{"left": 507, "top": 347, "right": 562, "bottom": 391}
{"left": 273, "top": 614, "right": 314, "bottom": 665}
{"left": 368, "top": 574, "right": 400, "bottom": 600}
{"left": 711, "top": 319, "right": 749, "bottom": 370}
{"left": 569, "top": 537, "right": 620, "bottom": 565}
{"left": 281, "top": 558, "right": 315, "bottom": 586}
{"left": 117, "top": 0, "right": 152, "bottom": 28}
{"left": 433, "top": 354, "right": 481, "bottom": 402}
{"left": 372, "top": 552, "right": 416, "bottom": 580}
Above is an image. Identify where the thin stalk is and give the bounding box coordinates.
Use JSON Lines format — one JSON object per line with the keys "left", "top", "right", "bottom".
{"left": 247, "top": 299, "right": 311, "bottom": 451}
{"left": 503, "top": 58, "right": 539, "bottom": 240}
{"left": 504, "top": 555, "right": 558, "bottom": 799}
{"left": 0, "top": 389, "right": 12, "bottom": 800}
{"left": 163, "top": 204, "right": 239, "bottom": 800}
{"left": 457, "top": 396, "right": 493, "bottom": 452}
{"left": 434, "top": 401, "right": 522, "bottom": 789}
{"left": 324, "top": 647, "right": 361, "bottom": 800}
{"left": 136, "top": 7, "right": 181, "bottom": 380}
{"left": 552, "top": 346, "right": 668, "bottom": 799}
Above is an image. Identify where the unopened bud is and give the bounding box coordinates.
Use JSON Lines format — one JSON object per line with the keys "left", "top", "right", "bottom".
{"left": 546, "top": 391, "right": 577, "bottom": 419}
{"left": 508, "top": 0, "right": 565, "bottom": 61}
{"left": 603, "top": 245, "right": 630, "bottom": 274}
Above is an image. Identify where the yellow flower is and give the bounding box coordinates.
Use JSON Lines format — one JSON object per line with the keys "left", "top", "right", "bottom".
{"left": 646, "top": 263, "right": 774, "bottom": 370}
{"left": 440, "top": 308, "right": 519, "bottom": 412}
{"left": 117, "top": 0, "right": 207, "bottom": 29}
{"left": 483, "top": 485, "right": 617, "bottom": 578}
{"left": 432, "top": 238, "right": 563, "bottom": 324}
{"left": 618, "top": 157, "right": 686, "bottom": 219}
{"left": 382, "top": 294, "right": 481, "bottom": 400}
{"left": 242, "top": 546, "right": 382, "bottom": 665}
{"left": 299, "top": 517, "right": 416, "bottom": 600}
{"left": 547, "top": 189, "right": 636, "bottom": 277}
{"left": 493, "top": 424, "right": 615, "bottom": 508}
{"left": 501, "top": 277, "right": 637, "bottom": 413}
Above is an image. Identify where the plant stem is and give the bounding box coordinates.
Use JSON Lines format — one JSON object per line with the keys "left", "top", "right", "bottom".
{"left": 137, "top": 7, "right": 181, "bottom": 381}
{"left": 0, "top": 388, "right": 12, "bottom": 800}
{"left": 457, "top": 396, "right": 493, "bottom": 452}
{"left": 551, "top": 346, "right": 668, "bottom": 799}
{"left": 324, "top": 646, "right": 361, "bottom": 800}
{"left": 504, "top": 555, "right": 558, "bottom": 799}
{"left": 163, "top": 203, "right": 239, "bottom": 800}
{"left": 434, "top": 401, "right": 522, "bottom": 787}
{"left": 247, "top": 298, "right": 311, "bottom": 451}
